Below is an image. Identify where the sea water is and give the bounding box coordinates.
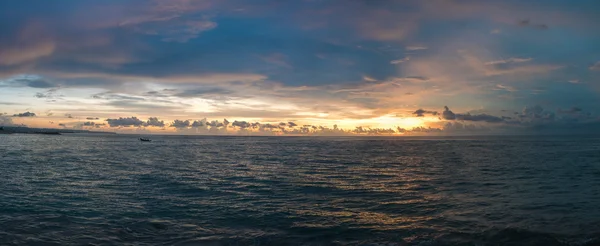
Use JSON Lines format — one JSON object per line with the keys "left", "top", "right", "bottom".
{"left": 1, "top": 134, "right": 600, "bottom": 245}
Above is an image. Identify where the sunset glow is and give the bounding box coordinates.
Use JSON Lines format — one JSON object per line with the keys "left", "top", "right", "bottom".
{"left": 1, "top": 0, "right": 599, "bottom": 135}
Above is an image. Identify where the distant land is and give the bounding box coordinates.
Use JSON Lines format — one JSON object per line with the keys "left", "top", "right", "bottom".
{"left": 0, "top": 126, "right": 117, "bottom": 135}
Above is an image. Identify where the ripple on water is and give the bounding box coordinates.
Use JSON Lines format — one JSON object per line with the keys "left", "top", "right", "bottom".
{"left": 1, "top": 134, "right": 600, "bottom": 245}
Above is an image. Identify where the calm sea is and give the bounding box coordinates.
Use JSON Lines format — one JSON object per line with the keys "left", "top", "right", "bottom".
{"left": 1, "top": 134, "right": 600, "bottom": 245}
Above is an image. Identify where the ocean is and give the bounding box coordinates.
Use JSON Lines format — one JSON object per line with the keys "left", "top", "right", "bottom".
{"left": 1, "top": 134, "right": 600, "bottom": 245}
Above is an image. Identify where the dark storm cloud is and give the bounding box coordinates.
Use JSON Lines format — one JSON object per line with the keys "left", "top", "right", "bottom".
{"left": 13, "top": 111, "right": 36, "bottom": 117}
{"left": 106, "top": 117, "right": 144, "bottom": 127}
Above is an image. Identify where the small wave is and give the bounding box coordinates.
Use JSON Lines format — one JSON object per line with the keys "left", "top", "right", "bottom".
{"left": 410, "top": 228, "right": 600, "bottom": 246}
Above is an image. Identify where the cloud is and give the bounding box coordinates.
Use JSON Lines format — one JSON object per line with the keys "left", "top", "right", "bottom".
{"left": 559, "top": 107, "right": 582, "bottom": 114}
{"left": 517, "top": 19, "right": 531, "bottom": 26}
{"left": 232, "top": 120, "right": 251, "bottom": 129}
{"left": 65, "top": 114, "right": 73, "bottom": 118}
{"left": 406, "top": 46, "right": 428, "bottom": 51}
{"left": 485, "top": 58, "right": 532, "bottom": 66}
{"left": 362, "top": 75, "right": 377, "bottom": 82}
{"left": 13, "top": 111, "right": 36, "bottom": 117}
{"left": 521, "top": 105, "right": 545, "bottom": 118}
{"left": 517, "top": 19, "right": 549, "bottom": 30}
{"left": 390, "top": 57, "right": 410, "bottom": 64}
{"left": 261, "top": 53, "right": 291, "bottom": 68}
{"left": 0, "top": 75, "right": 58, "bottom": 88}
{"left": 205, "top": 120, "right": 225, "bottom": 128}
{"left": 0, "top": 115, "right": 15, "bottom": 126}
{"left": 442, "top": 121, "right": 491, "bottom": 133}
{"left": 352, "top": 126, "right": 396, "bottom": 134}
{"left": 0, "top": 22, "right": 56, "bottom": 66}
{"left": 174, "top": 87, "right": 234, "bottom": 98}
{"left": 0, "top": 1, "right": 597, "bottom": 136}
{"left": 171, "top": 119, "right": 191, "bottom": 128}
{"left": 49, "top": 72, "right": 267, "bottom": 87}
{"left": 55, "top": 105, "right": 600, "bottom": 136}
{"left": 440, "top": 106, "right": 505, "bottom": 123}
{"left": 160, "top": 20, "right": 217, "bottom": 43}
{"left": 441, "top": 106, "right": 456, "bottom": 120}
{"left": 83, "top": 121, "right": 95, "bottom": 126}
{"left": 590, "top": 61, "right": 600, "bottom": 71}
{"left": 191, "top": 120, "right": 206, "bottom": 127}
{"left": 357, "top": 9, "right": 417, "bottom": 41}
{"left": 34, "top": 88, "right": 61, "bottom": 99}
{"left": 146, "top": 117, "right": 166, "bottom": 127}
{"left": 456, "top": 113, "right": 504, "bottom": 123}
{"left": 13, "top": 78, "right": 57, "bottom": 88}
{"left": 116, "top": 0, "right": 216, "bottom": 42}
{"left": 407, "top": 126, "right": 443, "bottom": 133}
{"left": 0, "top": 41, "right": 55, "bottom": 66}
{"left": 106, "top": 117, "right": 145, "bottom": 127}
{"left": 413, "top": 109, "right": 438, "bottom": 117}
{"left": 86, "top": 117, "right": 100, "bottom": 120}
{"left": 495, "top": 84, "right": 517, "bottom": 92}
{"left": 0, "top": 102, "right": 22, "bottom": 105}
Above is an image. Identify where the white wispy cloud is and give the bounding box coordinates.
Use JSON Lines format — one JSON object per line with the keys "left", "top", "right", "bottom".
{"left": 485, "top": 57, "right": 532, "bottom": 65}
{"left": 406, "top": 46, "right": 428, "bottom": 51}
{"left": 390, "top": 57, "right": 410, "bottom": 64}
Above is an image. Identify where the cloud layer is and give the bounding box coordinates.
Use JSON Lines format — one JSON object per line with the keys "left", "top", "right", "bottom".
{"left": 1, "top": 0, "right": 599, "bottom": 135}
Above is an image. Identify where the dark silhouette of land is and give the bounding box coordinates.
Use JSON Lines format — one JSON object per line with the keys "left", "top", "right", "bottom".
{"left": 0, "top": 126, "right": 116, "bottom": 135}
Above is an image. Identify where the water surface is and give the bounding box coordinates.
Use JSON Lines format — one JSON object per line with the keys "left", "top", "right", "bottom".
{"left": 1, "top": 134, "right": 600, "bottom": 245}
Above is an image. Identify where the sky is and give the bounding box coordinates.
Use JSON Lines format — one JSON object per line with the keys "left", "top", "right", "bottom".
{"left": 1, "top": 0, "right": 600, "bottom": 135}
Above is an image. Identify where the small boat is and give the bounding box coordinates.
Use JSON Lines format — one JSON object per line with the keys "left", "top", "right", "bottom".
{"left": 139, "top": 138, "right": 151, "bottom": 142}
